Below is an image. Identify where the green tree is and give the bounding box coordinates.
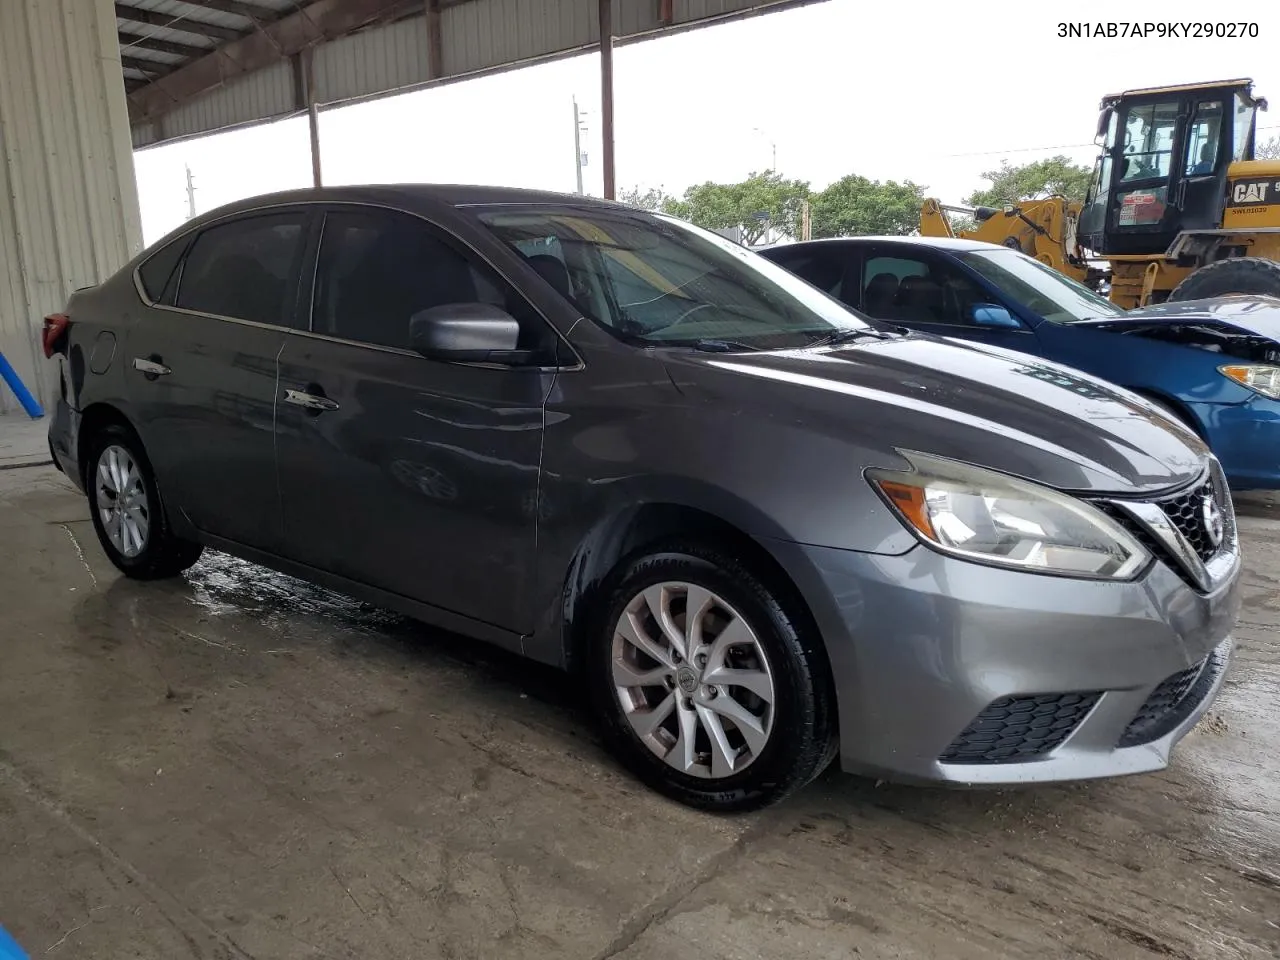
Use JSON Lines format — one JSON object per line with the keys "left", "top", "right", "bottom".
{"left": 663, "top": 171, "right": 811, "bottom": 245}
{"left": 964, "top": 155, "right": 1094, "bottom": 207}
{"left": 1257, "top": 135, "right": 1280, "bottom": 161}
{"left": 809, "top": 175, "right": 928, "bottom": 238}
{"left": 618, "top": 186, "right": 676, "bottom": 211}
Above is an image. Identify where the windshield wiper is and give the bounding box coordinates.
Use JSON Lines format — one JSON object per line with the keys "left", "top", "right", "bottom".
{"left": 806, "top": 327, "right": 897, "bottom": 348}
{"left": 688, "top": 338, "right": 758, "bottom": 353}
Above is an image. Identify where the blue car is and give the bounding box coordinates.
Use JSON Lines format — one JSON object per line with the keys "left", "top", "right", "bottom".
{"left": 760, "top": 236, "right": 1280, "bottom": 491}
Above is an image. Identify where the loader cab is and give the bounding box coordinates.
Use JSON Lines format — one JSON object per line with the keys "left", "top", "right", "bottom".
{"left": 1078, "top": 79, "right": 1264, "bottom": 256}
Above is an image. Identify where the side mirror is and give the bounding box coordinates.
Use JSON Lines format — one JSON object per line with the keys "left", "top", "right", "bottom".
{"left": 970, "top": 303, "right": 1022, "bottom": 329}
{"left": 410, "top": 303, "right": 521, "bottom": 362}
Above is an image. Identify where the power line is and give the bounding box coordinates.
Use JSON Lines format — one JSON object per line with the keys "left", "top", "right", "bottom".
{"left": 941, "top": 142, "right": 1096, "bottom": 158}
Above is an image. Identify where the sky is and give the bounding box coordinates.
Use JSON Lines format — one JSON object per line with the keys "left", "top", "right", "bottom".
{"left": 132, "top": 0, "right": 1280, "bottom": 246}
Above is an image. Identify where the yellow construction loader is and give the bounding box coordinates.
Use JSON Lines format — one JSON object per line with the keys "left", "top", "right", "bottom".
{"left": 921, "top": 79, "right": 1280, "bottom": 309}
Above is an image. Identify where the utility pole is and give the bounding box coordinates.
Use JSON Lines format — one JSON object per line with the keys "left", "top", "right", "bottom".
{"left": 573, "top": 97, "right": 585, "bottom": 195}
{"left": 184, "top": 165, "right": 196, "bottom": 220}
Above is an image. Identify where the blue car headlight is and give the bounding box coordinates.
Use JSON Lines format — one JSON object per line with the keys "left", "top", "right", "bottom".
{"left": 868, "top": 451, "right": 1150, "bottom": 580}
{"left": 1219, "top": 363, "right": 1280, "bottom": 400}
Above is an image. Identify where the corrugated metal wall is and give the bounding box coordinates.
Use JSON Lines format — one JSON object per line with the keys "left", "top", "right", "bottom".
{"left": 0, "top": 0, "right": 142, "bottom": 413}
{"left": 132, "top": 0, "right": 810, "bottom": 149}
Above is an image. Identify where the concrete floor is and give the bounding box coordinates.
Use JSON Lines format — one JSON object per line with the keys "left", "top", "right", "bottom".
{"left": 1, "top": 463, "right": 1277, "bottom": 960}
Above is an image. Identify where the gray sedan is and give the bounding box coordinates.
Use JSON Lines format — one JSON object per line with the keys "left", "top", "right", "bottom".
{"left": 44, "top": 185, "right": 1240, "bottom": 810}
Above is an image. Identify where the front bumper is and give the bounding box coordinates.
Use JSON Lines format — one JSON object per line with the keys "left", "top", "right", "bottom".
{"left": 766, "top": 538, "right": 1241, "bottom": 785}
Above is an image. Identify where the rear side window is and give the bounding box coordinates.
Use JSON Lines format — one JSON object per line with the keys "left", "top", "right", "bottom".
{"left": 768, "top": 249, "right": 851, "bottom": 298}
{"left": 137, "top": 238, "right": 188, "bottom": 305}
{"left": 175, "top": 213, "right": 308, "bottom": 326}
{"left": 311, "top": 209, "right": 555, "bottom": 359}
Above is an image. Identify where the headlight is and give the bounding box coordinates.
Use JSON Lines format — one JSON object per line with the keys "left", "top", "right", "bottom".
{"left": 1219, "top": 363, "right": 1280, "bottom": 399}
{"left": 867, "top": 451, "right": 1150, "bottom": 580}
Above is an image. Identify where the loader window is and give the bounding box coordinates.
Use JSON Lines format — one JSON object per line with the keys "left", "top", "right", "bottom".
{"left": 1184, "top": 101, "right": 1223, "bottom": 177}
{"left": 1233, "top": 92, "right": 1257, "bottom": 161}
{"left": 1120, "top": 101, "right": 1179, "bottom": 183}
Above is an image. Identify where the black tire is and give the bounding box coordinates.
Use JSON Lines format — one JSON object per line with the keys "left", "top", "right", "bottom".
{"left": 84, "top": 423, "right": 203, "bottom": 580}
{"left": 587, "top": 539, "right": 837, "bottom": 812}
{"left": 1167, "top": 256, "right": 1280, "bottom": 302}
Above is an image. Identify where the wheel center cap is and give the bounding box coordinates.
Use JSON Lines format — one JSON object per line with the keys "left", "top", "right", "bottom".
{"left": 676, "top": 665, "right": 699, "bottom": 694}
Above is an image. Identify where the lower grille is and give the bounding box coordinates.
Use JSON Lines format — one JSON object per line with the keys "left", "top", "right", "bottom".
{"left": 1159, "top": 480, "right": 1219, "bottom": 563}
{"left": 1118, "top": 646, "right": 1226, "bottom": 747}
{"left": 940, "top": 692, "right": 1101, "bottom": 765}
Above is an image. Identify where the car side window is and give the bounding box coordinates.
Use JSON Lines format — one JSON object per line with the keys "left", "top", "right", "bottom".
{"left": 312, "top": 209, "right": 556, "bottom": 360}
{"left": 860, "top": 253, "right": 994, "bottom": 327}
{"left": 769, "top": 249, "right": 849, "bottom": 298}
{"left": 175, "top": 213, "right": 308, "bottom": 325}
{"left": 137, "top": 237, "right": 189, "bottom": 305}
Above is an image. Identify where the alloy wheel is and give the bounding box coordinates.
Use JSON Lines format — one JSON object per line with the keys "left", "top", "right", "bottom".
{"left": 95, "top": 444, "right": 150, "bottom": 558}
{"left": 610, "top": 581, "right": 776, "bottom": 779}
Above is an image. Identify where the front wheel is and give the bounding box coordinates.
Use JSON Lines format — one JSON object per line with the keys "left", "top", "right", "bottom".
{"left": 588, "top": 541, "right": 837, "bottom": 811}
{"left": 1167, "top": 256, "right": 1280, "bottom": 302}
{"left": 86, "top": 424, "right": 204, "bottom": 580}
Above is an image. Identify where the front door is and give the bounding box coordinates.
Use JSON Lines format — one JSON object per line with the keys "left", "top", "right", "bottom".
{"left": 274, "top": 207, "right": 559, "bottom": 633}
{"left": 1106, "top": 97, "right": 1182, "bottom": 252}
{"left": 1177, "top": 97, "right": 1230, "bottom": 231}
{"left": 852, "top": 246, "right": 1040, "bottom": 354}
{"left": 126, "top": 208, "right": 312, "bottom": 551}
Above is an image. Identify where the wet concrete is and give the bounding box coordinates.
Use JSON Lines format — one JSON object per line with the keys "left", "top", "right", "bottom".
{"left": 0, "top": 464, "right": 1277, "bottom": 960}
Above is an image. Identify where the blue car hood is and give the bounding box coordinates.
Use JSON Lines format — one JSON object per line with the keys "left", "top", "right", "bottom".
{"left": 1120, "top": 295, "right": 1280, "bottom": 339}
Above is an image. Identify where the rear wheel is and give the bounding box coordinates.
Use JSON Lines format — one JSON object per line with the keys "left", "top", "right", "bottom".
{"left": 588, "top": 540, "right": 836, "bottom": 811}
{"left": 86, "top": 424, "right": 203, "bottom": 580}
{"left": 1168, "top": 256, "right": 1280, "bottom": 302}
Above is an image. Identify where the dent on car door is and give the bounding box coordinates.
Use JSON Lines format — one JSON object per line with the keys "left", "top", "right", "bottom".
{"left": 126, "top": 208, "right": 313, "bottom": 550}
{"left": 273, "top": 206, "right": 559, "bottom": 635}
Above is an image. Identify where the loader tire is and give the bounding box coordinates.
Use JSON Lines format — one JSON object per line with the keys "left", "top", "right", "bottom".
{"left": 1167, "top": 256, "right": 1280, "bottom": 302}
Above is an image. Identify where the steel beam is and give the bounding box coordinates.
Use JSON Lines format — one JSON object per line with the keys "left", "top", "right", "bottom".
{"left": 127, "top": 0, "right": 416, "bottom": 123}
{"left": 113, "top": 3, "right": 245, "bottom": 42}
{"left": 121, "top": 55, "right": 175, "bottom": 77}
{"left": 599, "top": 0, "right": 615, "bottom": 199}
{"left": 118, "top": 30, "right": 210, "bottom": 58}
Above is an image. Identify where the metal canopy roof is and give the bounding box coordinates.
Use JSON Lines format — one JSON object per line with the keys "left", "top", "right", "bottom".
{"left": 118, "top": 0, "right": 817, "bottom": 150}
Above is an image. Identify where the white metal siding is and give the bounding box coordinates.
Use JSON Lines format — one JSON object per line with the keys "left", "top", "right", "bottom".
{"left": 0, "top": 0, "right": 142, "bottom": 413}
{"left": 132, "top": 0, "right": 813, "bottom": 147}
{"left": 313, "top": 16, "right": 431, "bottom": 107}
{"left": 156, "top": 58, "right": 298, "bottom": 143}
{"left": 441, "top": 0, "right": 596, "bottom": 78}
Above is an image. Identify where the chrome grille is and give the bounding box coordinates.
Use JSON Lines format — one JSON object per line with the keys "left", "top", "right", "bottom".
{"left": 1094, "top": 467, "right": 1232, "bottom": 592}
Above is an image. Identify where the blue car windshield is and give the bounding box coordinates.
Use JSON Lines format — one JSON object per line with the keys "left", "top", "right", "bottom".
{"left": 476, "top": 206, "right": 873, "bottom": 349}
{"left": 956, "top": 249, "right": 1124, "bottom": 324}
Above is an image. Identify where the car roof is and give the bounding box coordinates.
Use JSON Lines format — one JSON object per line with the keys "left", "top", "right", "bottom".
{"left": 178, "top": 183, "right": 633, "bottom": 226}
{"left": 764, "top": 235, "right": 1004, "bottom": 253}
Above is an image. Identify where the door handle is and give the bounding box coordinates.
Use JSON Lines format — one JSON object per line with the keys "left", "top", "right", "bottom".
{"left": 133, "top": 356, "right": 171, "bottom": 379}
{"left": 283, "top": 388, "right": 339, "bottom": 412}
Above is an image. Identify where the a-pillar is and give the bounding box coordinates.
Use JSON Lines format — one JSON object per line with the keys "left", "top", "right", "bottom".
{"left": 0, "top": 0, "right": 142, "bottom": 414}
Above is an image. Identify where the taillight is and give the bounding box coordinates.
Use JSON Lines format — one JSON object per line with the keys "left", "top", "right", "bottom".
{"left": 42, "top": 313, "right": 69, "bottom": 359}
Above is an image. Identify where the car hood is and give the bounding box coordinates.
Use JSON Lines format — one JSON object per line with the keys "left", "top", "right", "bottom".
{"left": 1119, "top": 294, "right": 1280, "bottom": 339}
{"left": 664, "top": 334, "right": 1207, "bottom": 495}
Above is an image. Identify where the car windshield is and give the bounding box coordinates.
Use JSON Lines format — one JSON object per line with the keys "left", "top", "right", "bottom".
{"left": 476, "top": 206, "right": 872, "bottom": 349}
{"left": 955, "top": 248, "right": 1125, "bottom": 324}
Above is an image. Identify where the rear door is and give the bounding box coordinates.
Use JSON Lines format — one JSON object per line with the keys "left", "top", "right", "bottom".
{"left": 126, "top": 208, "right": 313, "bottom": 551}
{"left": 273, "top": 206, "right": 560, "bottom": 634}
